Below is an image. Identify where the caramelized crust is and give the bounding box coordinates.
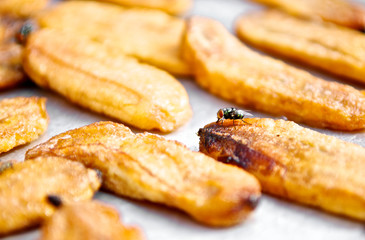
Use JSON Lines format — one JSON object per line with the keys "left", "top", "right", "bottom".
{"left": 250, "top": 0, "right": 365, "bottom": 30}
{"left": 236, "top": 10, "right": 365, "bottom": 84}
{"left": 0, "top": 0, "right": 49, "bottom": 18}
{"left": 23, "top": 29, "right": 191, "bottom": 132}
{"left": 0, "top": 97, "right": 48, "bottom": 154}
{"left": 87, "top": 0, "right": 192, "bottom": 15}
{"left": 40, "top": 201, "right": 144, "bottom": 240}
{"left": 26, "top": 121, "right": 261, "bottom": 227}
{"left": 198, "top": 119, "right": 365, "bottom": 220}
{"left": 0, "top": 157, "right": 101, "bottom": 236}
{"left": 183, "top": 17, "right": 365, "bottom": 131}
{"left": 37, "top": 1, "right": 191, "bottom": 75}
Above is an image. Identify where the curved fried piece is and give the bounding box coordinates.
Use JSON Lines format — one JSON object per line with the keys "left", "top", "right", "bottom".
{"left": 250, "top": 0, "right": 365, "bottom": 30}
{"left": 0, "top": 15, "right": 23, "bottom": 42}
{"left": 0, "top": 16, "right": 25, "bottom": 89}
{"left": 0, "top": 43, "right": 25, "bottom": 89}
{"left": 89, "top": 0, "right": 192, "bottom": 15}
{"left": 236, "top": 11, "right": 365, "bottom": 85}
{"left": 23, "top": 29, "right": 191, "bottom": 132}
{"left": 0, "top": 157, "right": 101, "bottom": 236}
{"left": 26, "top": 121, "right": 261, "bottom": 227}
{"left": 40, "top": 201, "right": 144, "bottom": 240}
{"left": 0, "top": 97, "right": 48, "bottom": 154}
{"left": 183, "top": 17, "right": 365, "bottom": 131}
{"left": 37, "top": 1, "right": 191, "bottom": 75}
{"left": 0, "top": 0, "right": 49, "bottom": 18}
{"left": 198, "top": 119, "right": 365, "bottom": 221}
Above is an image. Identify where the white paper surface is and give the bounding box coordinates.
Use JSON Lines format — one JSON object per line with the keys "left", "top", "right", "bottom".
{"left": 1, "top": 0, "right": 365, "bottom": 239}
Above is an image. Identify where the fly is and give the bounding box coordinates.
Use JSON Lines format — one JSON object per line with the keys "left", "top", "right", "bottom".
{"left": 216, "top": 107, "right": 252, "bottom": 124}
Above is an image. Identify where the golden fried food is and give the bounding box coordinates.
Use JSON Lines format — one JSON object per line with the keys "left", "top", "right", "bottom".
{"left": 0, "top": 97, "right": 48, "bottom": 154}
{"left": 236, "top": 10, "right": 365, "bottom": 84}
{"left": 183, "top": 17, "right": 365, "bottom": 131}
{"left": 23, "top": 29, "right": 191, "bottom": 132}
{"left": 40, "top": 200, "right": 145, "bottom": 240}
{"left": 0, "top": 157, "right": 101, "bottom": 236}
{"left": 198, "top": 118, "right": 365, "bottom": 220}
{"left": 0, "top": 43, "right": 25, "bottom": 89}
{"left": 37, "top": 1, "right": 191, "bottom": 75}
{"left": 26, "top": 121, "right": 261, "bottom": 227}
{"left": 250, "top": 0, "right": 365, "bottom": 30}
{"left": 0, "top": 16, "right": 23, "bottom": 42}
{"left": 0, "top": 0, "right": 49, "bottom": 18}
{"left": 88, "top": 0, "right": 192, "bottom": 15}
{"left": 0, "top": 16, "right": 25, "bottom": 89}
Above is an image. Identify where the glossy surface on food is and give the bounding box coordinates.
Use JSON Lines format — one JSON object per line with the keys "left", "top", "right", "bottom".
{"left": 0, "top": 0, "right": 49, "bottom": 17}
{"left": 183, "top": 17, "right": 365, "bottom": 131}
{"left": 0, "top": 157, "right": 101, "bottom": 236}
{"left": 37, "top": 1, "right": 191, "bottom": 75}
{"left": 250, "top": 0, "right": 365, "bottom": 30}
{"left": 236, "top": 10, "right": 365, "bottom": 84}
{"left": 23, "top": 29, "right": 192, "bottom": 132}
{"left": 40, "top": 201, "right": 144, "bottom": 240}
{"left": 0, "top": 97, "right": 48, "bottom": 154}
{"left": 26, "top": 121, "right": 261, "bottom": 227}
{"left": 87, "top": 0, "right": 192, "bottom": 15}
{"left": 198, "top": 119, "right": 365, "bottom": 220}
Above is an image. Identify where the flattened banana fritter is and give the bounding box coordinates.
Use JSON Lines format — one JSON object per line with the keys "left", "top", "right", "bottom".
{"left": 198, "top": 119, "right": 365, "bottom": 220}
{"left": 236, "top": 10, "right": 365, "bottom": 84}
{"left": 26, "top": 121, "right": 261, "bottom": 227}
{"left": 40, "top": 200, "right": 145, "bottom": 240}
{"left": 23, "top": 29, "right": 192, "bottom": 132}
{"left": 250, "top": 0, "right": 365, "bottom": 30}
{"left": 0, "top": 157, "right": 101, "bottom": 236}
{"left": 183, "top": 16, "right": 365, "bottom": 131}
{"left": 0, "top": 16, "right": 25, "bottom": 89}
{"left": 0, "top": 97, "right": 48, "bottom": 154}
{"left": 86, "top": 0, "right": 192, "bottom": 15}
{"left": 37, "top": 1, "right": 191, "bottom": 75}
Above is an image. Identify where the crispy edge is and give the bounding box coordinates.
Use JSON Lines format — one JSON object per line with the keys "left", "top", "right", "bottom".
{"left": 198, "top": 119, "right": 365, "bottom": 220}
{"left": 0, "top": 97, "right": 48, "bottom": 154}
{"left": 40, "top": 201, "right": 145, "bottom": 240}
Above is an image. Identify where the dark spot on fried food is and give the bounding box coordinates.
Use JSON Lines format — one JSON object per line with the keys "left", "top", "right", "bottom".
{"left": 16, "top": 21, "right": 34, "bottom": 44}
{"left": 47, "top": 195, "right": 63, "bottom": 208}
{"left": 95, "top": 169, "right": 103, "bottom": 180}
{"left": 246, "top": 194, "right": 260, "bottom": 209}
{"left": 0, "top": 162, "right": 13, "bottom": 174}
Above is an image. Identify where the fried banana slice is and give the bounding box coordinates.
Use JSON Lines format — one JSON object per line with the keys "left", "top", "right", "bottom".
{"left": 0, "top": 17, "right": 25, "bottom": 89}
{"left": 236, "top": 11, "right": 365, "bottom": 84}
{"left": 0, "top": 157, "right": 101, "bottom": 236}
{"left": 0, "top": 0, "right": 49, "bottom": 18}
{"left": 0, "top": 97, "right": 48, "bottom": 154}
{"left": 198, "top": 119, "right": 365, "bottom": 220}
{"left": 0, "top": 43, "right": 25, "bottom": 89}
{"left": 0, "top": 15, "right": 23, "bottom": 42}
{"left": 40, "top": 200, "right": 144, "bottom": 240}
{"left": 23, "top": 29, "right": 191, "bottom": 132}
{"left": 183, "top": 17, "right": 365, "bottom": 131}
{"left": 89, "top": 0, "right": 192, "bottom": 15}
{"left": 26, "top": 121, "right": 261, "bottom": 227}
{"left": 37, "top": 1, "right": 191, "bottom": 75}
{"left": 250, "top": 0, "right": 365, "bottom": 30}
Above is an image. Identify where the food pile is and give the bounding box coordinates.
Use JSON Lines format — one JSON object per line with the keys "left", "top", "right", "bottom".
{"left": 0, "top": 0, "right": 365, "bottom": 238}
